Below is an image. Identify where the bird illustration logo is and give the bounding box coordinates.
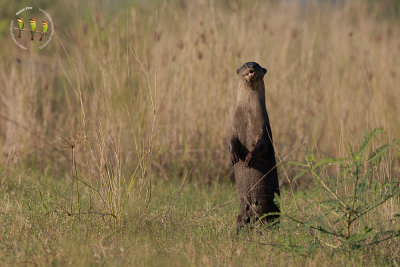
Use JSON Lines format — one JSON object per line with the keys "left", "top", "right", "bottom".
{"left": 29, "top": 18, "right": 36, "bottom": 41}
{"left": 40, "top": 20, "right": 48, "bottom": 41}
{"left": 11, "top": 8, "right": 54, "bottom": 50}
{"left": 17, "top": 17, "right": 24, "bottom": 38}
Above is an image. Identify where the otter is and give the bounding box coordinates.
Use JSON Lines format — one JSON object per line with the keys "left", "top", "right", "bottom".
{"left": 230, "top": 62, "right": 280, "bottom": 230}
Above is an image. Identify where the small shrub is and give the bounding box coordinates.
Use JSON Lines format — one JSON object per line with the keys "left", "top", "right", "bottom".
{"left": 280, "top": 128, "right": 400, "bottom": 253}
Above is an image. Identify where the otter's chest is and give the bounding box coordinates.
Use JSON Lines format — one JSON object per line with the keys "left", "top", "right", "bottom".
{"left": 233, "top": 105, "right": 265, "bottom": 148}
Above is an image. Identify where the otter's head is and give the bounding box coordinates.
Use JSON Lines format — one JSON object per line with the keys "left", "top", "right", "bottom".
{"left": 236, "top": 62, "right": 267, "bottom": 84}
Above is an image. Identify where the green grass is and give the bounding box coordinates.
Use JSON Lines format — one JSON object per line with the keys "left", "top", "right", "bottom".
{"left": 1, "top": 173, "right": 398, "bottom": 266}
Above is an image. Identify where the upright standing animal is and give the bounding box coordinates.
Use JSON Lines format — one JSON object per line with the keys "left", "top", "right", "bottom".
{"left": 230, "top": 62, "right": 280, "bottom": 230}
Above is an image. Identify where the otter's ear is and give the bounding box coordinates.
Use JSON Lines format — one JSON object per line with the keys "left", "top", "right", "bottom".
{"left": 236, "top": 68, "right": 240, "bottom": 75}
{"left": 262, "top": 68, "right": 267, "bottom": 74}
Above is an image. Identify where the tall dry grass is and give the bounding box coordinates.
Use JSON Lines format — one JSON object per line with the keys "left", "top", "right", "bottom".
{"left": 1, "top": 0, "right": 400, "bottom": 190}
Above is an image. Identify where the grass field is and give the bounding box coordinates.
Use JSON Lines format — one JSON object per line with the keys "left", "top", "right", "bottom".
{"left": 1, "top": 176, "right": 398, "bottom": 266}
{"left": 0, "top": 0, "right": 400, "bottom": 265}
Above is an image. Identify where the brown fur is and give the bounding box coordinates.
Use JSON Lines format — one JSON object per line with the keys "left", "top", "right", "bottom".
{"left": 230, "top": 62, "right": 280, "bottom": 230}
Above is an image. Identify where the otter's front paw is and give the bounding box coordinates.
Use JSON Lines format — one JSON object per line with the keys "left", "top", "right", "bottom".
{"left": 231, "top": 151, "right": 239, "bottom": 166}
{"left": 245, "top": 152, "right": 254, "bottom": 167}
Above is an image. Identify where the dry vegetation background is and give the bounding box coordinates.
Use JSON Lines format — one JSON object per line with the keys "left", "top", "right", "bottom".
{"left": 1, "top": 0, "right": 400, "bottom": 183}
{"left": 0, "top": 0, "right": 399, "bottom": 265}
